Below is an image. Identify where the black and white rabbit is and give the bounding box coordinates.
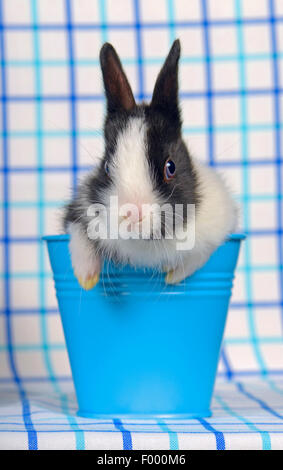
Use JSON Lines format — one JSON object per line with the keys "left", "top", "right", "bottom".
{"left": 63, "top": 40, "right": 237, "bottom": 290}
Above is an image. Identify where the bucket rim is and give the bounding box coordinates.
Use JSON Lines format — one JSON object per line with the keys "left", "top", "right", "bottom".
{"left": 42, "top": 232, "right": 246, "bottom": 242}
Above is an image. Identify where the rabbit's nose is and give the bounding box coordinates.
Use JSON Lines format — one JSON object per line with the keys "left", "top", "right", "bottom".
{"left": 123, "top": 205, "right": 144, "bottom": 223}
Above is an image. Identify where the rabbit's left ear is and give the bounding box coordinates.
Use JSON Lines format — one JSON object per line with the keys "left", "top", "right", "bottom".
{"left": 151, "top": 39, "right": 181, "bottom": 119}
{"left": 100, "top": 43, "right": 136, "bottom": 113}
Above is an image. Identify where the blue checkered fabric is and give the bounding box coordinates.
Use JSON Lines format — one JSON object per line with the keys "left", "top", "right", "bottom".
{"left": 0, "top": 0, "right": 283, "bottom": 449}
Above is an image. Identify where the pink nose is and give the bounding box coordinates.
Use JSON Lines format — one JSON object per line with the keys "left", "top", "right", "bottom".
{"left": 123, "top": 205, "right": 144, "bottom": 224}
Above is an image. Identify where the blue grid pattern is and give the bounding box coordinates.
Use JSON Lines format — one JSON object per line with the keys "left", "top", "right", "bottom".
{"left": 0, "top": 0, "right": 283, "bottom": 449}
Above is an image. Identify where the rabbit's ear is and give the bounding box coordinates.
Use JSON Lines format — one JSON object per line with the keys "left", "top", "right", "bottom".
{"left": 151, "top": 39, "right": 181, "bottom": 118}
{"left": 100, "top": 43, "right": 136, "bottom": 113}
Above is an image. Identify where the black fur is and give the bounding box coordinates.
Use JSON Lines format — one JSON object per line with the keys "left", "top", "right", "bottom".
{"left": 63, "top": 39, "right": 199, "bottom": 241}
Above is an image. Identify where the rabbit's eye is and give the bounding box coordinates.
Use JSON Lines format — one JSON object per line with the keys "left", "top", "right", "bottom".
{"left": 104, "top": 161, "right": 110, "bottom": 175}
{"left": 164, "top": 159, "right": 176, "bottom": 182}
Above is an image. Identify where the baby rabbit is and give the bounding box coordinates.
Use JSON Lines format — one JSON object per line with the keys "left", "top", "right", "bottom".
{"left": 63, "top": 40, "right": 237, "bottom": 290}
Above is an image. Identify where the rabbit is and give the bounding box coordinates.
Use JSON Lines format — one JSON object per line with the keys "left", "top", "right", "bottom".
{"left": 63, "top": 39, "right": 238, "bottom": 290}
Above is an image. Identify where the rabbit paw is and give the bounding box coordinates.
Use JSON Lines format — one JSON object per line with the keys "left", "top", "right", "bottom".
{"left": 165, "top": 264, "right": 196, "bottom": 285}
{"left": 165, "top": 268, "right": 185, "bottom": 285}
{"left": 77, "top": 273, "right": 100, "bottom": 290}
{"left": 69, "top": 223, "right": 101, "bottom": 291}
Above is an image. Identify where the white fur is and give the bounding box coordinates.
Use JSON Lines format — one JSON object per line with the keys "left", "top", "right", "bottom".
{"left": 110, "top": 117, "right": 157, "bottom": 208}
{"left": 69, "top": 223, "right": 100, "bottom": 281}
{"left": 193, "top": 158, "right": 238, "bottom": 248}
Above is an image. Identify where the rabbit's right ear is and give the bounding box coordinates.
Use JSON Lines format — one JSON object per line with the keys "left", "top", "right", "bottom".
{"left": 151, "top": 39, "right": 181, "bottom": 120}
{"left": 100, "top": 43, "right": 136, "bottom": 113}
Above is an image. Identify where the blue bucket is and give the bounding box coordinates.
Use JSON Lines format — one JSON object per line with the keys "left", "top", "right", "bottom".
{"left": 44, "top": 233, "right": 245, "bottom": 418}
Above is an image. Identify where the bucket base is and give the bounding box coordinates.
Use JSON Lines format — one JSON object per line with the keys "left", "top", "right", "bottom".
{"left": 77, "top": 409, "right": 212, "bottom": 419}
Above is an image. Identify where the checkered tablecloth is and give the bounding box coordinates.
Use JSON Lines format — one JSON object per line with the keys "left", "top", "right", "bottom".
{"left": 1, "top": 377, "right": 283, "bottom": 450}
{"left": 0, "top": 0, "right": 283, "bottom": 450}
